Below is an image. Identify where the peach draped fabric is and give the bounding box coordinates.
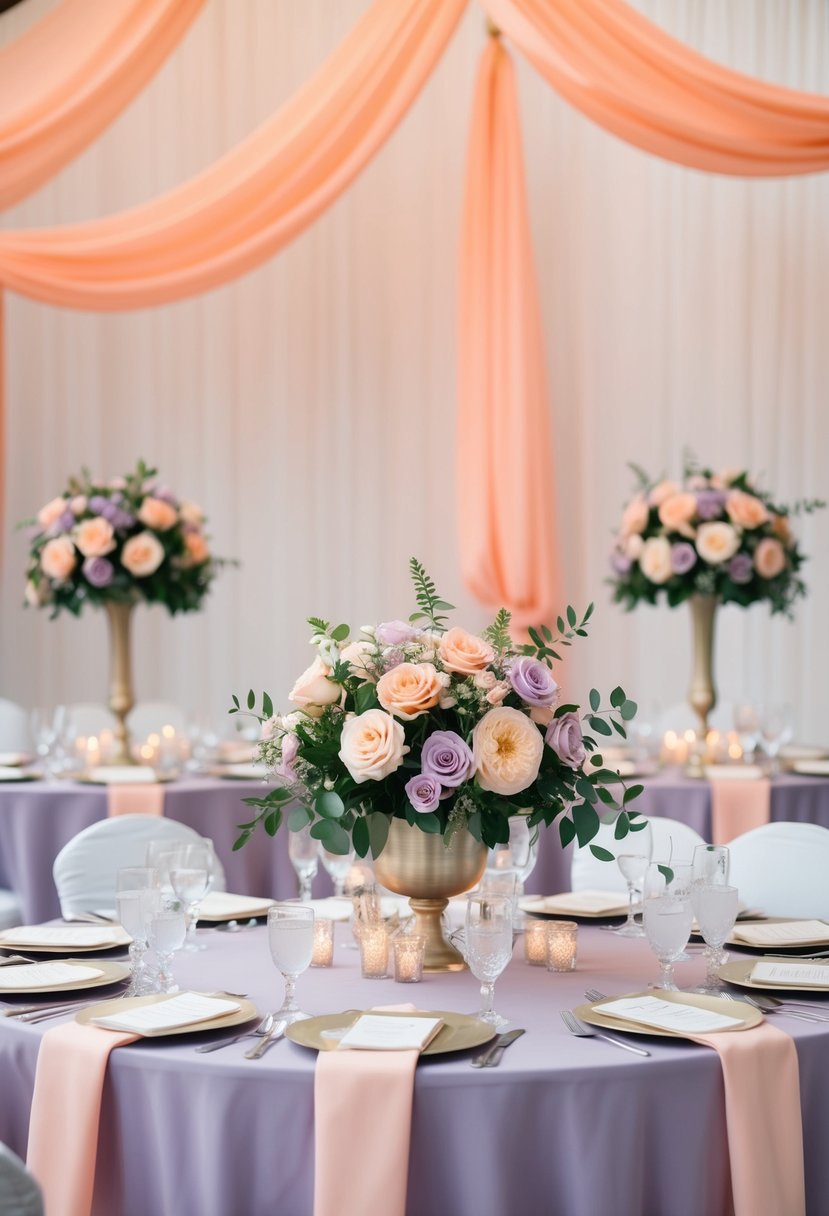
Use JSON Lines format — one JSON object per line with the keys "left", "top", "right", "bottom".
{"left": 0, "top": 0, "right": 206, "bottom": 211}
{"left": 710, "top": 778, "right": 771, "bottom": 846}
{"left": 107, "top": 783, "right": 165, "bottom": 818}
{"left": 480, "top": 0, "right": 829, "bottom": 176}
{"left": 0, "top": 0, "right": 467, "bottom": 309}
{"left": 458, "top": 37, "right": 560, "bottom": 625}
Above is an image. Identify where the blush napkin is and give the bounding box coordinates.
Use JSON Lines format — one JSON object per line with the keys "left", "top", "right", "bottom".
{"left": 314, "top": 1004, "right": 419, "bottom": 1216}
{"left": 710, "top": 778, "right": 770, "bottom": 845}
{"left": 27, "top": 1021, "right": 139, "bottom": 1216}
{"left": 106, "top": 783, "right": 165, "bottom": 818}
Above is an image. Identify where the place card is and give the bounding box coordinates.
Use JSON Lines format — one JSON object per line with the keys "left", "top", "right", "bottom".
{"left": 731, "top": 920, "right": 829, "bottom": 947}
{"left": 92, "top": 993, "right": 239, "bottom": 1034}
{"left": 595, "top": 995, "right": 742, "bottom": 1034}
{"left": 0, "top": 962, "right": 103, "bottom": 989}
{"left": 87, "top": 766, "right": 157, "bottom": 784}
{"left": 0, "top": 926, "right": 126, "bottom": 949}
{"left": 336, "top": 1014, "right": 443, "bottom": 1052}
{"left": 750, "top": 961, "right": 829, "bottom": 988}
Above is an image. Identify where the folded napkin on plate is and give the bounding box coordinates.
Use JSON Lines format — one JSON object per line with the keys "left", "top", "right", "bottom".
{"left": 27, "top": 1022, "right": 138, "bottom": 1216}
{"left": 314, "top": 1004, "right": 419, "bottom": 1216}
{"left": 709, "top": 776, "right": 770, "bottom": 845}
{"left": 732, "top": 919, "right": 829, "bottom": 947}
{"left": 106, "top": 782, "right": 165, "bottom": 818}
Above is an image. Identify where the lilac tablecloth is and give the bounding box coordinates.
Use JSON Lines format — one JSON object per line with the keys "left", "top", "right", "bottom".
{"left": 0, "top": 924, "right": 827, "bottom": 1216}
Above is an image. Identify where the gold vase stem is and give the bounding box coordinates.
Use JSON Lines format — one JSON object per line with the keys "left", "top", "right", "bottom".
{"left": 105, "top": 602, "right": 136, "bottom": 766}
{"left": 687, "top": 595, "right": 717, "bottom": 776}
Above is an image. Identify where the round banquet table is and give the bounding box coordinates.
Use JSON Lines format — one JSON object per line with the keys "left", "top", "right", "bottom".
{"left": 531, "top": 769, "right": 829, "bottom": 897}
{"left": 0, "top": 924, "right": 827, "bottom": 1216}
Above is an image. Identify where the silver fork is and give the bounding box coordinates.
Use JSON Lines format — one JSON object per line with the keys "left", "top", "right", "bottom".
{"left": 196, "top": 1012, "right": 274, "bottom": 1053}
{"left": 560, "top": 1010, "right": 650, "bottom": 1057}
{"left": 719, "top": 992, "right": 823, "bottom": 1023}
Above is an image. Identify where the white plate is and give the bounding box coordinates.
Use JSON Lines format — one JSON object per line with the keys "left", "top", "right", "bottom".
{"left": 603, "top": 760, "right": 658, "bottom": 780}
{"left": 0, "top": 768, "right": 42, "bottom": 782}
{"left": 791, "top": 760, "right": 829, "bottom": 777}
{"left": 781, "top": 745, "right": 828, "bottom": 762}
{"left": 206, "top": 763, "right": 268, "bottom": 781}
{"left": 0, "top": 752, "right": 33, "bottom": 767}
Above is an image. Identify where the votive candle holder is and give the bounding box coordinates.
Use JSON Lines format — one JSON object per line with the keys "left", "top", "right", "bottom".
{"left": 393, "top": 936, "right": 425, "bottom": 983}
{"left": 524, "top": 920, "right": 549, "bottom": 966}
{"left": 359, "top": 924, "right": 389, "bottom": 978}
{"left": 546, "top": 921, "right": 578, "bottom": 972}
{"left": 311, "top": 918, "right": 334, "bottom": 967}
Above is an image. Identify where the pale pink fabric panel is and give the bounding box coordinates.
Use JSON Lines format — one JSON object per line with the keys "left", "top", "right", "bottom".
{"left": 710, "top": 779, "right": 770, "bottom": 845}
{"left": 107, "top": 783, "right": 165, "bottom": 817}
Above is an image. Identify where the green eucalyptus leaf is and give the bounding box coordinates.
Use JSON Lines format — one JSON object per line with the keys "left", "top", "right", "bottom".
{"left": 287, "top": 805, "right": 313, "bottom": 832}
{"left": 589, "top": 688, "right": 601, "bottom": 712}
{"left": 247, "top": 689, "right": 255, "bottom": 710}
{"left": 589, "top": 845, "right": 615, "bottom": 862}
{"left": 315, "top": 789, "right": 346, "bottom": 820}
{"left": 262, "top": 692, "right": 274, "bottom": 719}
{"left": 559, "top": 816, "right": 576, "bottom": 848}
{"left": 310, "top": 819, "right": 351, "bottom": 853}
{"left": 264, "top": 809, "right": 282, "bottom": 837}
{"left": 367, "top": 812, "right": 390, "bottom": 858}
{"left": 352, "top": 816, "right": 370, "bottom": 858}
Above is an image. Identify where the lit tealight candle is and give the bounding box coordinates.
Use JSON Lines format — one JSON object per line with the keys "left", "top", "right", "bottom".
{"left": 311, "top": 918, "right": 334, "bottom": 968}
{"left": 546, "top": 921, "right": 578, "bottom": 972}
{"left": 392, "top": 936, "right": 425, "bottom": 983}
{"left": 359, "top": 924, "right": 389, "bottom": 979}
{"left": 524, "top": 920, "right": 549, "bottom": 966}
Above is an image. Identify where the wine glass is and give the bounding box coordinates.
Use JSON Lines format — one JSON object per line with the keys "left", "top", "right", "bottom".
{"left": 465, "top": 894, "right": 514, "bottom": 1029}
{"left": 612, "top": 819, "right": 653, "bottom": 937}
{"left": 692, "top": 884, "right": 739, "bottom": 993}
{"left": 733, "top": 703, "right": 761, "bottom": 763}
{"left": 268, "top": 903, "right": 314, "bottom": 1024}
{"left": 170, "top": 860, "right": 212, "bottom": 952}
{"left": 760, "top": 703, "right": 794, "bottom": 776}
{"left": 643, "top": 893, "right": 693, "bottom": 990}
{"left": 116, "top": 874, "right": 161, "bottom": 997}
{"left": 319, "top": 842, "right": 355, "bottom": 898}
{"left": 490, "top": 817, "right": 540, "bottom": 927}
{"left": 692, "top": 844, "right": 729, "bottom": 887}
{"left": 147, "top": 906, "right": 187, "bottom": 993}
{"left": 644, "top": 861, "right": 695, "bottom": 960}
{"left": 289, "top": 824, "right": 319, "bottom": 901}
{"left": 31, "top": 707, "right": 62, "bottom": 778}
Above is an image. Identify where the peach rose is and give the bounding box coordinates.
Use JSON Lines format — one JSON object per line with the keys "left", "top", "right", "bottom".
{"left": 25, "top": 578, "right": 50, "bottom": 606}
{"left": 658, "top": 492, "right": 697, "bottom": 537}
{"left": 711, "top": 468, "right": 741, "bottom": 490}
{"left": 184, "top": 532, "right": 209, "bottom": 564}
{"left": 754, "top": 537, "right": 787, "bottom": 579}
{"left": 289, "top": 657, "right": 341, "bottom": 715}
{"left": 695, "top": 522, "right": 740, "bottom": 565}
{"left": 70, "top": 496, "right": 87, "bottom": 515}
{"left": 37, "top": 497, "right": 68, "bottom": 530}
{"left": 771, "top": 513, "right": 793, "bottom": 545}
{"left": 74, "top": 516, "right": 116, "bottom": 558}
{"left": 648, "top": 480, "right": 679, "bottom": 507}
{"left": 472, "top": 706, "right": 543, "bottom": 795}
{"left": 121, "top": 531, "right": 165, "bottom": 577}
{"left": 438, "top": 627, "right": 494, "bottom": 675}
{"left": 639, "top": 536, "right": 672, "bottom": 584}
{"left": 138, "top": 497, "right": 178, "bottom": 532}
{"left": 726, "top": 490, "right": 769, "bottom": 531}
{"left": 485, "top": 683, "right": 510, "bottom": 706}
{"left": 40, "top": 536, "right": 77, "bottom": 583}
{"left": 179, "top": 501, "right": 204, "bottom": 526}
{"left": 338, "top": 709, "right": 408, "bottom": 783}
{"left": 376, "top": 662, "right": 442, "bottom": 721}
{"left": 340, "top": 640, "right": 378, "bottom": 681}
{"left": 620, "top": 497, "right": 649, "bottom": 536}
{"left": 625, "top": 534, "right": 644, "bottom": 560}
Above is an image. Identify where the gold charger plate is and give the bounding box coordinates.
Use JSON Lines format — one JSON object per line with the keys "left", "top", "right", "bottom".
{"left": 76, "top": 991, "right": 259, "bottom": 1038}
{"left": 691, "top": 917, "right": 829, "bottom": 952}
{"left": 196, "top": 894, "right": 275, "bottom": 923}
{"left": 66, "top": 770, "right": 179, "bottom": 785}
{"left": 0, "top": 770, "right": 42, "bottom": 782}
{"left": 718, "top": 958, "right": 829, "bottom": 994}
{"left": 0, "top": 958, "right": 129, "bottom": 995}
{"left": 574, "top": 989, "right": 763, "bottom": 1038}
{"left": 205, "top": 764, "right": 269, "bottom": 781}
{"left": 286, "top": 1009, "right": 496, "bottom": 1056}
{"left": 0, "top": 927, "right": 132, "bottom": 955}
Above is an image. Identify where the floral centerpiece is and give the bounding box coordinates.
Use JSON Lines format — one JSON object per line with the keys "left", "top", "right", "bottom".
{"left": 22, "top": 460, "right": 230, "bottom": 762}
{"left": 232, "top": 561, "right": 643, "bottom": 968}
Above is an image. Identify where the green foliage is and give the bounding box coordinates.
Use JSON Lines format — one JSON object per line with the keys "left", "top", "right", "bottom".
{"left": 407, "top": 557, "right": 455, "bottom": 632}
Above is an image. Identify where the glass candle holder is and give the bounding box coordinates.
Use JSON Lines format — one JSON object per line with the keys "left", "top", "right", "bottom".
{"left": 392, "top": 935, "right": 425, "bottom": 983}
{"left": 546, "top": 921, "right": 578, "bottom": 972}
{"left": 359, "top": 924, "right": 389, "bottom": 979}
{"left": 523, "top": 920, "right": 549, "bottom": 966}
{"left": 311, "top": 918, "right": 334, "bottom": 967}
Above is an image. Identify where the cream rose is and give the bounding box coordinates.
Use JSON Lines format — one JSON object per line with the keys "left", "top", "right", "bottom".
{"left": 695, "top": 522, "right": 740, "bottom": 565}
{"left": 639, "top": 536, "right": 672, "bottom": 584}
{"left": 184, "top": 532, "right": 209, "bottom": 564}
{"left": 338, "top": 709, "right": 408, "bottom": 783}
{"left": 40, "top": 536, "right": 77, "bottom": 583}
{"left": 754, "top": 537, "right": 787, "bottom": 579}
{"left": 340, "top": 640, "right": 378, "bottom": 681}
{"left": 624, "top": 533, "right": 645, "bottom": 560}
{"left": 179, "top": 500, "right": 204, "bottom": 526}
{"left": 376, "top": 662, "right": 442, "bottom": 721}
{"left": 472, "top": 706, "right": 543, "bottom": 796}
{"left": 711, "top": 468, "right": 741, "bottom": 490}
{"left": 438, "top": 627, "right": 494, "bottom": 675}
{"left": 620, "top": 497, "right": 649, "bottom": 536}
{"left": 37, "top": 497, "right": 67, "bottom": 530}
{"left": 726, "top": 490, "right": 769, "bottom": 531}
{"left": 70, "top": 495, "right": 87, "bottom": 515}
{"left": 658, "top": 492, "right": 697, "bottom": 537}
{"left": 74, "top": 516, "right": 116, "bottom": 558}
{"left": 25, "top": 578, "right": 50, "bottom": 606}
{"left": 289, "top": 657, "right": 341, "bottom": 715}
{"left": 138, "top": 497, "right": 178, "bottom": 532}
{"left": 648, "top": 480, "right": 679, "bottom": 507}
{"left": 121, "top": 531, "right": 165, "bottom": 577}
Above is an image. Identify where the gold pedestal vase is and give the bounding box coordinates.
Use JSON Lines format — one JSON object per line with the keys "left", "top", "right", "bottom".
{"left": 105, "top": 601, "right": 136, "bottom": 766}
{"left": 687, "top": 594, "right": 718, "bottom": 777}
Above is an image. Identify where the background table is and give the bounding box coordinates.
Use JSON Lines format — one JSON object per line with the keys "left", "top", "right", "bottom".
{"left": 0, "top": 924, "right": 827, "bottom": 1215}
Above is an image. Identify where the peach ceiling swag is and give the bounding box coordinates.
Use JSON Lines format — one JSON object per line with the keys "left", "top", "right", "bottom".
{"left": 0, "top": 0, "right": 207, "bottom": 211}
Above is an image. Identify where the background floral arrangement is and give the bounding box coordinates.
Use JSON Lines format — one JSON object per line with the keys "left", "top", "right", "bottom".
{"left": 609, "top": 459, "right": 824, "bottom": 616}
{"left": 22, "top": 460, "right": 226, "bottom": 617}
{"left": 232, "top": 560, "right": 644, "bottom": 859}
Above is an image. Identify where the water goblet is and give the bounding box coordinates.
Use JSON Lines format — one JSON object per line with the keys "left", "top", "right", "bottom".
{"left": 643, "top": 893, "right": 693, "bottom": 990}
{"left": 692, "top": 884, "right": 739, "bottom": 992}
{"left": 170, "top": 860, "right": 212, "bottom": 952}
{"left": 319, "top": 842, "right": 355, "bottom": 898}
{"left": 116, "top": 887, "right": 161, "bottom": 996}
{"left": 289, "top": 824, "right": 319, "bottom": 902}
{"left": 760, "top": 703, "right": 794, "bottom": 776}
{"left": 465, "top": 894, "right": 514, "bottom": 1029}
{"left": 268, "top": 903, "right": 315, "bottom": 1024}
{"left": 692, "top": 844, "right": 729, "bottom": 887}
{"left": 733, "top": 703, "right": 761, "bottom": 763}
{"left": 147, "top": 906, "right": 187, "bottom": 993}
{"left": 612, "top": 818, "right": 653, "bottom": 937}
{"left": 644, "top": 861, "right": 695, "bottom": 960}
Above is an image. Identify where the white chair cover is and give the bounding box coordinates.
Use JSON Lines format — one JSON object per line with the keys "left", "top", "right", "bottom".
{"left": 66, "top": 702, "right": 116, "bottom": 738}
{"left": 0, "top": 1143, "right": 44, "bottom": 1216}
{"left": 127, "top": 701, "right": 187, "bottom": 740}
{"left": 727, "top": 821, "right": 829, "bottom": 919}
{"left": 0, "top": 699, "right": 29, "bottom": 753}
{"left": 53, "top": 815, "right": 227, "bottom": 918}
{"left": 571, "top": 816, "right": 706, "bottom": 892}
{"left": 0, "top": 889, "right": 22, "bottom": 931}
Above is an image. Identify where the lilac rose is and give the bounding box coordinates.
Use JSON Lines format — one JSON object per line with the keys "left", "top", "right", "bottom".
{"left": 728, "top": 553, "right": 754, "bottom": 584}
{"left": 670, "top": 542, "right": 697, "bottom": 575}
{"left": 509, "top": 656, "right": 560, "bottom": 708}
{"left": 420, "top": 730, "right": 475, "bottom": 788}
{"left": 49, "top": 508, "right": 75, "bottom": 535}
{"left": 405, "top": 772, "right": 442, "bottom": 814}
{"left": 695, "top": 489, "right": 727, "bottom": 521}
{"left": 545, "top": 712, "right": 586, "bottom": 769}
{"left": 610, "top": 550, "right": 632, "bottom": 575}
{"left": 375, "top": 620, "right": 420, "bottom": 647}
{"left": 82, "top": 556, "right": 114, "bottom": 588}
{"left": 88, "top": 495, "right": 110, "bottom": 515}
{"left": 276, "top": 732, "right": 299, "bottom": 781}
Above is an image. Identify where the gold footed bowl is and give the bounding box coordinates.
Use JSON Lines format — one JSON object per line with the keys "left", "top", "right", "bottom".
{"left": 373, "top": 818, "right": 487, "bottom": 972}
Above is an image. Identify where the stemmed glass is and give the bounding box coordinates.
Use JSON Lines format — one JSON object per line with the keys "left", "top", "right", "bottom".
{"left": 268, "top": 903, "right": 314, "bottom": 1024}
{"left": 643, "top": 892, "right": 693, "bottom": 990}
{"left": 612, "top": 819, "right": 653, "bottom": 937}
{"left": 489, "top": 817, "right": 540, "bottom": 927}
{"left": 692, "top": 884, "right": 739, "bottom": 993}
{"left": 319, "top": 842, "right": 355, "bottom": 898}
{"left": 147, "top": 906, "right": 187, "bottom": 993}
{"left": 692, "top": 844, "right": 729, "bottom": 887}
{"left": 170, "top": 844, "right": 214, "bottom": 952}
{"left": 116, "top": 867, "right": 161, "bottom": 996}
{"left": 760, "top": 703, "right": 794, "bottom": 776}
{"left": 289, "top": 825, "right": 319, "bottom": 901}
{"left": 733, "top": 703, "right": 761, "bottom": 763}
{"left": 645, "top": 861, "right": 695, "bottom": 961}
{"left": 465, "top": 894, "right": 514, "bottom": 1029}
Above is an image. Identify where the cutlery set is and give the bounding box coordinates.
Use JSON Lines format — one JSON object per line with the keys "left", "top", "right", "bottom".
{"left": 469, "top": 1028, "right": 525, "bottom": 1067}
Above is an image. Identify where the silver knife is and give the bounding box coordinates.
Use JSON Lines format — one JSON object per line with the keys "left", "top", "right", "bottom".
{"left": 470, "top": 1028, "right": 525, "bottom": 1068}
{"left": 244, "top": 1019, "right": 287, "bottom": 1060}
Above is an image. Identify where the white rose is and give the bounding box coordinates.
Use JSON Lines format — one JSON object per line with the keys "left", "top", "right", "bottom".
{"left": 624, "top": 534, "right": 644, "bottom": 560}
{"left": 289, "top": 656, "right": 341, "bottom": 715}
{"left": 639, "top": 536, "right": 672, "bottom": 584}
{"left": 695, "top": 522, "right": 740, "bottom": 565}
{"left": 338, "top": 709, "right": 408, "bottom": 783}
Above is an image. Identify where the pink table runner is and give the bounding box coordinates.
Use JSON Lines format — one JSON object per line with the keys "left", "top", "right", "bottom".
{"left": 106, "top": 784, "right": 165, "bottom": 817}
{"left": 710, "top": 778, "right": 770, "bottom": 845}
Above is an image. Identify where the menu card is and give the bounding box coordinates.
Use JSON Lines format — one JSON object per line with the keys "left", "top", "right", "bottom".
{"left": 0, "top": 926, "right": 126, "bottom": 948}
{"left": 92, "top": 993, "right": 240, "bottom": 1034}
{"left": 750, "top": 960, "right": 829, "bottom": 988}
{"left": 523, "top": 890, "right": 628, "bottom": 916}
{"left": 595, "top": 995, "right": 743, "bottom": 1034}
{"left": 0, "top": 962, "right": 103, "bottom": 989}
{"left": 336, "top": 1014, "right": 444, "bottom": 1052}
{"left": 731, "top": 919, "right": 829, "bottom": 947}
{"left": 198, "top": 892, "right": 275, "bottom": 919}
{"left": 88, "top": 766, "right": 156, "bottom": 783}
